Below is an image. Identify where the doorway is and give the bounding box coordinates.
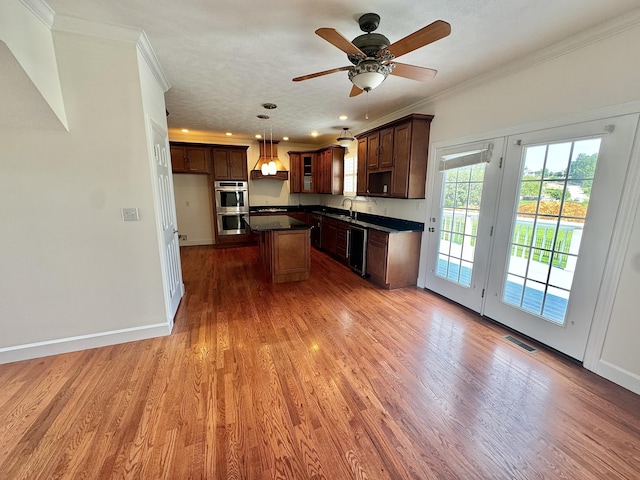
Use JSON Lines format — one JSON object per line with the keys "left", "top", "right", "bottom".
{"left": 425, "top": 114, "right": 638, "bottom": 360}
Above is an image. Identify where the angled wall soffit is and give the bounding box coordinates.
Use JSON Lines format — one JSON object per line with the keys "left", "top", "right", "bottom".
{"left": 53, "top": 14, "right": 171, "bottom": 93}
{"left": 1, "top": 0, "right": 68, "bottom": 129}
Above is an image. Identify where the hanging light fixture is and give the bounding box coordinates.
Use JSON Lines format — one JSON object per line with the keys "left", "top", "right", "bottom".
{"left": 268, "top": 124, "right": 277, "bottom": 175}
{"left": 337, "top": 127, "right": 355, "bottom": 147}
{"left": 260, "top": 120, "right": 269, "bottom": 175}
{"left": 250, "top": 103, "right": 289, "bottom": 180}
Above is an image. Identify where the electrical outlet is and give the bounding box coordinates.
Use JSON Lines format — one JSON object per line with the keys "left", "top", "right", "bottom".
{"left": 121, "top": 207, "right": 139, "bottom": 221}
{"left": 179, "top": 234, "right": 187, "bottom": 241}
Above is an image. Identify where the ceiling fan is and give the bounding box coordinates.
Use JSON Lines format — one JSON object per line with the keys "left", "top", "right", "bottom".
{"left": 293, "top": 13, "right": 451, "bottom": 97}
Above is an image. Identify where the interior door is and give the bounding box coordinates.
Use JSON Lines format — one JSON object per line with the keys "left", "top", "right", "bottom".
{"left": 424, "top": 138, "right": 504, "bottom": 312}
{"left": 150, "top": 118, "right": 184, "bottom": 323}
{"left": 484, "top": 114, "right": 638, "bottom": 360}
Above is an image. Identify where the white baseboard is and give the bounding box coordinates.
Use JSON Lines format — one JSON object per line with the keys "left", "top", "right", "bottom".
{"left": 591, "top": 360, "right": 640, "bottom": 395}
{"left": 0, "top": 322, "right": 173, "bottom": 364}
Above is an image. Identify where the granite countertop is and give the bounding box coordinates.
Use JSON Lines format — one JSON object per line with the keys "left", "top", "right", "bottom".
{"left": 248, "top": 205, "right": 424, "bottom": 233}
{"left": 312, "top": 211, "right": 422, "bottom": 234}
{"left": 245, "top": 215, "right": 310, "bottom": 232}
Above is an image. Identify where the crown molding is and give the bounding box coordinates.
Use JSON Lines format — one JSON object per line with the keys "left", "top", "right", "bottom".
{"left": 20, "top": 0, "right": 54, "bottom": 28}
{"left": 53, "top": 14, "right": 170, "bottom": 92}
{"left": 136, "top": 30, "right": 171, "bottom": 92}
{"left": 405, "top": 7, "right": 640, "bottom": 113}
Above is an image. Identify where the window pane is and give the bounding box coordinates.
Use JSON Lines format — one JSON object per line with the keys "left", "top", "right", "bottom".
{"left": 501, "top": 137, "right": 602, "bottom": 324}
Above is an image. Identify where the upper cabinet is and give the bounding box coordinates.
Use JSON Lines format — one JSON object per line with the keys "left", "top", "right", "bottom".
{"left": 170, "top": 143, "right": 210, "bottom": 174}
{"left": 355, "top": 114, "right": 433, "bottom": 199}
{"left": 212, "top": 146, "right": 248, "bottom": 180}
{"left": 289, "top": 146, "right": 344, "bottom": 194}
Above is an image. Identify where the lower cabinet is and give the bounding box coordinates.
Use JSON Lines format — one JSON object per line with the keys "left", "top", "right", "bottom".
{"left": 367, "top": 229, "right": 422, "bottom": 289}
{"left": 310, "top": 214, "right": 322, "bottom": 249}
{"left": 287, "top": 211, "right": 309, "bottom": 223}
{"left": 321, "top": 217, "right": 338, "bottom": 255}
{"left": 335, "top": 220, "right": 349, "bottom": 264}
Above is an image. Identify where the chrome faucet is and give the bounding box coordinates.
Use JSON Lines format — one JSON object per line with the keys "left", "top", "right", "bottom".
{"left": 342, "top": 197, "right": 354, "bottom": 218}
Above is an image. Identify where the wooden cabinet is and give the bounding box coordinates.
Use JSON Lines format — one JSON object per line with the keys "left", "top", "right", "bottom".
{"left": 317, "top": 216, "right": 349, "bottom": 265}
{"left": 287, "top": 211, "right": 309, "bottom": 224}
{"left": 366, "top": 228, "right": 422, "bottom": 289}
{"left": 366, "top": 127, "right": 394, "bottom": 171}
{"left": 321, "top": 216, "right": 338, "bottom": 255}
{"left": 170, "top": 143, "right": 249, "bottom": 179}
{"left": 255, "top": 229, "right": 310, "bottom": 283}
{"left": 355, "top": 113, "right": 433, "bottom": 199}
{"left": 170, "top": 144, "right": 210, "bottom": 174}
{"left": 289, "top": 153, "right": 302, "bottom": 193}
{"left": 356, "top": 137, "right": 368, "bottom": 196}
{"left": 319, "top": 146, "right": 345, "bottom": 195}
{"left": 289, "top": 152, "right": 315, "bottom": 193}
{"left": 212, "top": 146, "right": 248, "bottom": 180}
{"left": 310, "top": 214, "right": 322, "bottom": 249}
{"left": 335, "top": 220, "right": 349, "bottom": 264}
{"left": 289, "top": 147, "right": 344, "bottom": 194}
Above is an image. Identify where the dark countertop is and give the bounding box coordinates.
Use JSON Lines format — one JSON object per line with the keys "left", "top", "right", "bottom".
{"left": 245, "top": 215, "right": 310, "bottom": 232}
{"left": 314, "top": 212, "right": 404, "bottom": 234}
{"left": 249, "top": 204, "right": 424, "bottom": 233}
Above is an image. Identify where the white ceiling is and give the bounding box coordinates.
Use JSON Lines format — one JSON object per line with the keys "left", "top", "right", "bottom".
{"left": 46, "top": 0, "right": 640, "bottom": 146}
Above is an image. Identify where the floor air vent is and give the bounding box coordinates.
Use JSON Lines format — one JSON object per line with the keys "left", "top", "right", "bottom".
{"left": 503, "top": 335, "right": 537, "bottom": 353}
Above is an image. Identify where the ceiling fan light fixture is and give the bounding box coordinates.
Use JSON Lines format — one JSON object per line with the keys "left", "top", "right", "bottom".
{"left": 337, "top": 128, "right": 355, "bottom": 147}
{"left": 349, "top": 60, "right": 391, "bottom": 91}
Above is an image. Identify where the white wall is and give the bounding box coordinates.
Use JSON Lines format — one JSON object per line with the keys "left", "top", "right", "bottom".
{"left": 409, "top": 18, "right": 640, "bottom": 392}
{"left": 173, "top": 174, "right": 215, "bottom": 246}
{"left": 0, "top": 17, "right": 170, "bottom": 361}
{"left": 0, "top": 0, "right": 67, "bottom": 128}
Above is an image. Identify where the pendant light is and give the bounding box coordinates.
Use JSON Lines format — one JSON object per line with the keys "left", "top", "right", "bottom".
{"left": 337, "top": 127, "right": 355, "bottom": 147}
{"left": 268, "top": 124, "right": 277, "bottom": 175}
{"left": 260, "top": 121, "right": 269, "bottom": 175}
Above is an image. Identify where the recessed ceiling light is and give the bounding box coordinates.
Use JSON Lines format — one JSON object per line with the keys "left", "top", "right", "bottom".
{"left": 181, "top": 128, "right": 189, "bottom": 133}
{"left": 225, "top": 132, "right": 232, "bottom": 136}
{"left": 339, "top": 115, "right": 348, "bottom": 121}
{"left": 255, "top": 134, "right": 262, "bottom": 139}
{"left": 282, "top": 136, "right": 289, "bottom": 141}
{"left": 310, "top": 131, "right": 319, "bottom": 137}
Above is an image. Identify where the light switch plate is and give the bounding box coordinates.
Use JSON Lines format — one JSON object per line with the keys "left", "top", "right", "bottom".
{"left": 121, "top": 208, "right": 139, "bottom": 221}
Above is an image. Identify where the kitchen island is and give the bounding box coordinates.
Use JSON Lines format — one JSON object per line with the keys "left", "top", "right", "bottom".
{"left": 245, "top": 215, "right": 311, "bottom": 283}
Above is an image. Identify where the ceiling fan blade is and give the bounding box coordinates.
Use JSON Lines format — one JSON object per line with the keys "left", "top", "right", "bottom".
{"left": 316, "top": 28, "right": 366, "bottom": 57}
{"left": 292, "top": 66, "right": 352, "bottom": 82}
{"left": 390, "top": 62, "right": 437, "bottom": 82}
{"left": 385, "top": 20, "right": 451, "bottom": 59}
{"left": 349, "top": 85, "right": 363, "bottom": 97}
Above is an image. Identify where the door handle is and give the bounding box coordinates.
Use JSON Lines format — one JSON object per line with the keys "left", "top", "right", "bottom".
{"left": 173, "top": 229, "right": 179, "bottom": 234}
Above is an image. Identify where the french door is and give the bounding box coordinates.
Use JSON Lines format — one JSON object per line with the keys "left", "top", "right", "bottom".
{"left": 424, "top": 138, "right": 504, "bottom": 312}
{"left": 426, "top": 114, "right": 638, "bottom": 360}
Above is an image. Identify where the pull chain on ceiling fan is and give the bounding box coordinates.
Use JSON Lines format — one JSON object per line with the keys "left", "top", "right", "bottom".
{"left": 293, "top": 13, "right": 451, "bottom": 96}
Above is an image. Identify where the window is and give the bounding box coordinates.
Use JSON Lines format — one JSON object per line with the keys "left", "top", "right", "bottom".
{"left": 343, "top": 156, "right": 357, "bottom": 195}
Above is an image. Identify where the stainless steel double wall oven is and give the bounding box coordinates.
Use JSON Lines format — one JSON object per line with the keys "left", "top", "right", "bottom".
{"left": 214, "top": 181, "right": 249, "bottom": 235}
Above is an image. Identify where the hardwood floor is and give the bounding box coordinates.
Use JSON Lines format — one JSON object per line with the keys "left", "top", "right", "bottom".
{"left": 1, "top": 245, "right": 639, "bottom": 479}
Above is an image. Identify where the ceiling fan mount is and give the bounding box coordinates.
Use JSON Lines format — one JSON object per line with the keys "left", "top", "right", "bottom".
{"left": 357, "top": 13, "right": 381, "bottom": 33}
{"left": 292, "top": 13, "right": 451, "bottom": 96}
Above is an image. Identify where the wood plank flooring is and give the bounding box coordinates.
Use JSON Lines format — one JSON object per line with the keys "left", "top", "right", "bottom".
{"left": 1, "top": 245, "right": 639, "bottom": 479}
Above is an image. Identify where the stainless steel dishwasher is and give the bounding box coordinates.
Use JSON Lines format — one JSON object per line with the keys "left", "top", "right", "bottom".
{"left": 348, "top": 224, "right": 367, "bottom": 276}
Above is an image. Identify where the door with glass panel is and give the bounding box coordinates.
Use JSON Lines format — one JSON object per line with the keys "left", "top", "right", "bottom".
{"left": 425, "top": 138, "right": 504, "bottom": 312}
{"left": 484, "top": 115, "right": 638, "bottom": 360}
